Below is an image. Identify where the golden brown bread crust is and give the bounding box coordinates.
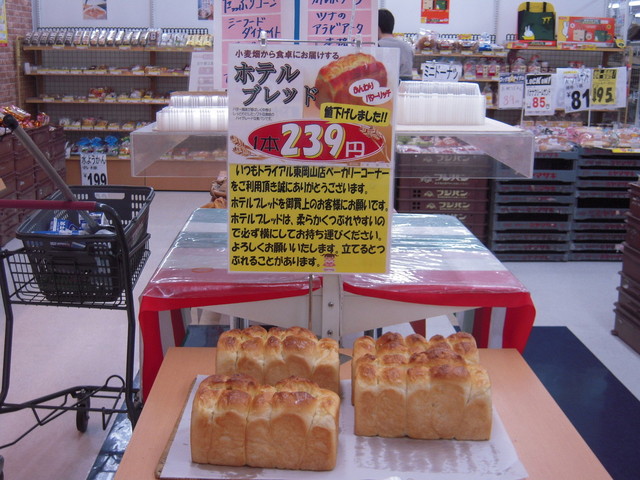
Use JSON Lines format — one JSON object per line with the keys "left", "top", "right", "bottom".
{"left": 216, "top": 326, "right": 340, "bottom": 393}
{"left": 352, "top": 332, "right": 492, "bottom": 441}
{"left": 313, "top": 52, "right": 388, "bottom": 107}
{"left": 191, "top": 374, "right": 340, "bottom": 471}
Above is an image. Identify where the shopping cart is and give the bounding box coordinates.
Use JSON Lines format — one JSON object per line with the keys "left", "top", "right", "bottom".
{"left": 0, "top": 188, "right": 154, "bottom": 473}
{"left": 0, "top": 113, "right": 154, "bottom": 480}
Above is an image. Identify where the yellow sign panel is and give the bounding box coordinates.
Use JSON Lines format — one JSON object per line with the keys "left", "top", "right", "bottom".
{"left": 591, "top": 68, "right": 617, "bottom": 106}
{"left": 229, "top": 164, "right": 391, "bottom": 273}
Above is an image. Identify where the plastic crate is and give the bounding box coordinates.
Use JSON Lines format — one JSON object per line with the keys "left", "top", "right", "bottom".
{"left": 15, "top": 185, "right": 154, "bottom": 303}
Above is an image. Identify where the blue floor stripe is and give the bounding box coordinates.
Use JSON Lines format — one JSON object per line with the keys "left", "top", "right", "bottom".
{"left": 523, "top": 326, "right": 640, "bottom": 480}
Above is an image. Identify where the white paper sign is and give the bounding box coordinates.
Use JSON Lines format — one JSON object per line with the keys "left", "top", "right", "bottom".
{"left": 422, "top": 61, "right": 463, "bottom": 82}
{"left": 557, "top": 68, "right": 591, "bottom": 113}
{"left": 188, "top": 52, "right": 215, "bottom": 92}
{"left": 80, "top": 152, "right": 108, "bottom": 186}
{"left": 524, "top": 73, "right": 555, "bottom": 116}
{"left": 498, "top": 73, "right": 525, "bottom": 109}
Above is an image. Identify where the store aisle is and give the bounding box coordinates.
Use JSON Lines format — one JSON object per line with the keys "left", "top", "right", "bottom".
{"left": 0, "top": 193, "right": 638, "bottom": 479}
{"left": 0, "top": 191, "right": 211, "bottom": 480}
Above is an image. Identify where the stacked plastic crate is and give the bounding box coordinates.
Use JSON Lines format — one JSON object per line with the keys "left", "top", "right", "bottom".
{"left": 394, "top": 176, "right": 491, "bottom": 243}
{"left": 571, "top": 148, "right": 639, "bottom": 260}
{"left": 489, "top": 150, "right": 578, "bottom": 261}
{"left": 614, "top": 182, "right": 640, "bottom": 353}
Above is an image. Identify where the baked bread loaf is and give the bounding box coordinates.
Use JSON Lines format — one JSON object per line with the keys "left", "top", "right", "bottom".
{"left": 313, "top": 52, "right": 388, "bottom": 107}
{"left": 352, "top": 331, "right": 491, "bottom": 440}
{"left": 216, "top": 326, "right": 340, "bottom": 393}
{"left": 190, "top": 374, "right": 340, "bottom": 471}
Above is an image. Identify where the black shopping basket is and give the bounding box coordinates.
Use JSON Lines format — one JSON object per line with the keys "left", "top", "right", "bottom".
{"left": 15, "top": 186, "right": 154, "bottom": 304}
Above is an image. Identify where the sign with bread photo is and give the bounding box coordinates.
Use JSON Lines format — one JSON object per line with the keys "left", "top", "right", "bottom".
{"left": 226, "top": 43, "right": 399, "bottom": 275}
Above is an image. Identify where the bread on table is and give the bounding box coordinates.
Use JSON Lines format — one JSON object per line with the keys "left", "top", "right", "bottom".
{"left": 216, "top": 326, "right": 340, "bottom": 393}
{"left": 353, "top": 331, "right": 492, "bottom": 441}
{"left": 190, "top": 374, "right": 340, "bottom": 471}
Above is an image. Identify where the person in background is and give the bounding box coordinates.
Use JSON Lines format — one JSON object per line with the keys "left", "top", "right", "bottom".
{"left": 378, "top": 8, "right": 414, "bottom": 81}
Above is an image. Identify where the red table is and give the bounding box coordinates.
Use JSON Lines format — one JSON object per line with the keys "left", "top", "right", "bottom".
{"left": 138, "top": 209, "right": 535, "bottom": 399}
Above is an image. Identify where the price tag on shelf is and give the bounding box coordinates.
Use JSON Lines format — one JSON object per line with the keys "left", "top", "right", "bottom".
{"left": 524, "top": 73, "right": 555, "bottom": 116}
{"left": 497, "top": 73, "right": 525, "bottom": 109}
{"left": 558, "top": 68, "right": 591, "bottom": 113}
{"left": 80, "top": 152, "right": 108, "bottom": 186}
{"left": 591, "top": 68, "right": 617, "bottom": 106}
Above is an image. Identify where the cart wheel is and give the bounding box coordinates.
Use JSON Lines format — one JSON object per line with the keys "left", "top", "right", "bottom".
{"left": 76, "top": 397, "right": 90, "bottom": 433}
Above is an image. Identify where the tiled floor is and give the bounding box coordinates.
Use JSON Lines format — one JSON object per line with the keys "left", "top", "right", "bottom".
{"left": 1, "top": 191, "right": 639, "bottom": 479}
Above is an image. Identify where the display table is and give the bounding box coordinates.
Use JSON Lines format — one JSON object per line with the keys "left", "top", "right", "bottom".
{"left": 114, "top": 347, "right": 611, "bottom": 480}
{"left": 138, "top": 209, "right": 536, "bottom": 399}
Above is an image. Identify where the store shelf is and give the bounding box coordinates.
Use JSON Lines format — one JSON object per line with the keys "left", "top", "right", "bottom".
{"left": 26, "top": 98, "right": 170, "bottom": 105}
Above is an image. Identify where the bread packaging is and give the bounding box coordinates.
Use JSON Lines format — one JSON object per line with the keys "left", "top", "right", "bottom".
{"left": 216, "top": 326, "right": 340, "bottom": 394}
{"left": 352, "top": 331, "right": 492, "bottom": 440}
{"left": 190, "top": 374, "right": 340, "bottom": 471}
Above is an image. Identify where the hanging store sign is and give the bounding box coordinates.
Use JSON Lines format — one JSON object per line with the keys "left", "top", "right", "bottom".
{"left": 227, "top": 43, "right": 398, "bottom": 274}
{"left": 421, "top": 60, "right": 462, "bottom": 82}
{"left": 213, "top": 0, "right": 376, "bottom": 89}
{"left": 524, "top": 73, "right": 555, "bottom": 116}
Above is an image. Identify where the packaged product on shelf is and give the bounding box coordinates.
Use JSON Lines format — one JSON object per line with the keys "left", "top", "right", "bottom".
{"left": 114, "top": 29, "right": 125, "bottom": 46}
{"left": 130, "top": 30, "right": 142, "bottom": 46}
{"left": 72, "top": 29, "right": 83, "bottom": 46}
{"left": 106, "top": 29, "right": 117, "bottom": 46}
{"left": 122, "top": 30, "right": 134, "bottom": 46}
{"left": 463, "top": 59, "right": 476, "bottom": 80}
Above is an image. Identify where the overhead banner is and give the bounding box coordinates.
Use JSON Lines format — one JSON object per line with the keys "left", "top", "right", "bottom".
{"left": 227, "top": 43, "right": 398, "bottom": 274}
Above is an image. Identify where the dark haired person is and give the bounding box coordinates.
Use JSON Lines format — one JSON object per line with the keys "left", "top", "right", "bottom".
{"left": 378, "top": 8, "right": 414, "bottom": 81}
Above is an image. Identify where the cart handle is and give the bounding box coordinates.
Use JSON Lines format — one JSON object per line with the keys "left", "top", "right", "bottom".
{"left": 0, "top": 199, "right": 102, "bottom": 212}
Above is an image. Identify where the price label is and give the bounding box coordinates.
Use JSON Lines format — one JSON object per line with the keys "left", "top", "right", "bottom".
{"left": 498, "top": 73, "right": 525, "bottom": 109}
{"left": 559, "top": 68, "right": 591, "bottom": 113}
{"left": 80, "top": 152, "right": 108, "bottom": 186}
{"left": 524, "top": 73, "right": 555, "bottom": 116}
{"left": 591, "top": 68, "right": 617, "bottom": 106}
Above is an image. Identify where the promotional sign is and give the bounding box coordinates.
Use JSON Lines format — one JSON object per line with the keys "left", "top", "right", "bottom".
{"left": 497, "top": 73, "right": 525, "bottom": 109}
{"left": 227, "top": 43, "right": 398, "bottom": 274}
{"left": 591, "top": 67, "right": 625, "bottom": 108}
{"left": 524, "top": 73, "right": 555, "bottom": 116}
{"left": 80, "top": 152, "right": 108, "bottom": 186}
{"left": 557, "top": 68, "right": 591, "bottom": 113}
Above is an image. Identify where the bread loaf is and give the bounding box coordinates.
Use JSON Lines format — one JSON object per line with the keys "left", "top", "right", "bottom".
{"left": 190, "top": 374, "right": 340, "bottom": 471}
{"left": 216, "top": 326, "right": 340, "bottom": 393}
{"left": 352, "top": 331, "right": 491, "bottom": 441}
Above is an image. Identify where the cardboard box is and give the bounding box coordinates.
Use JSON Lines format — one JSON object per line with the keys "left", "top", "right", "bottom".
{"left": 557, "top": 16, "right": 615, "bottom": 47}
